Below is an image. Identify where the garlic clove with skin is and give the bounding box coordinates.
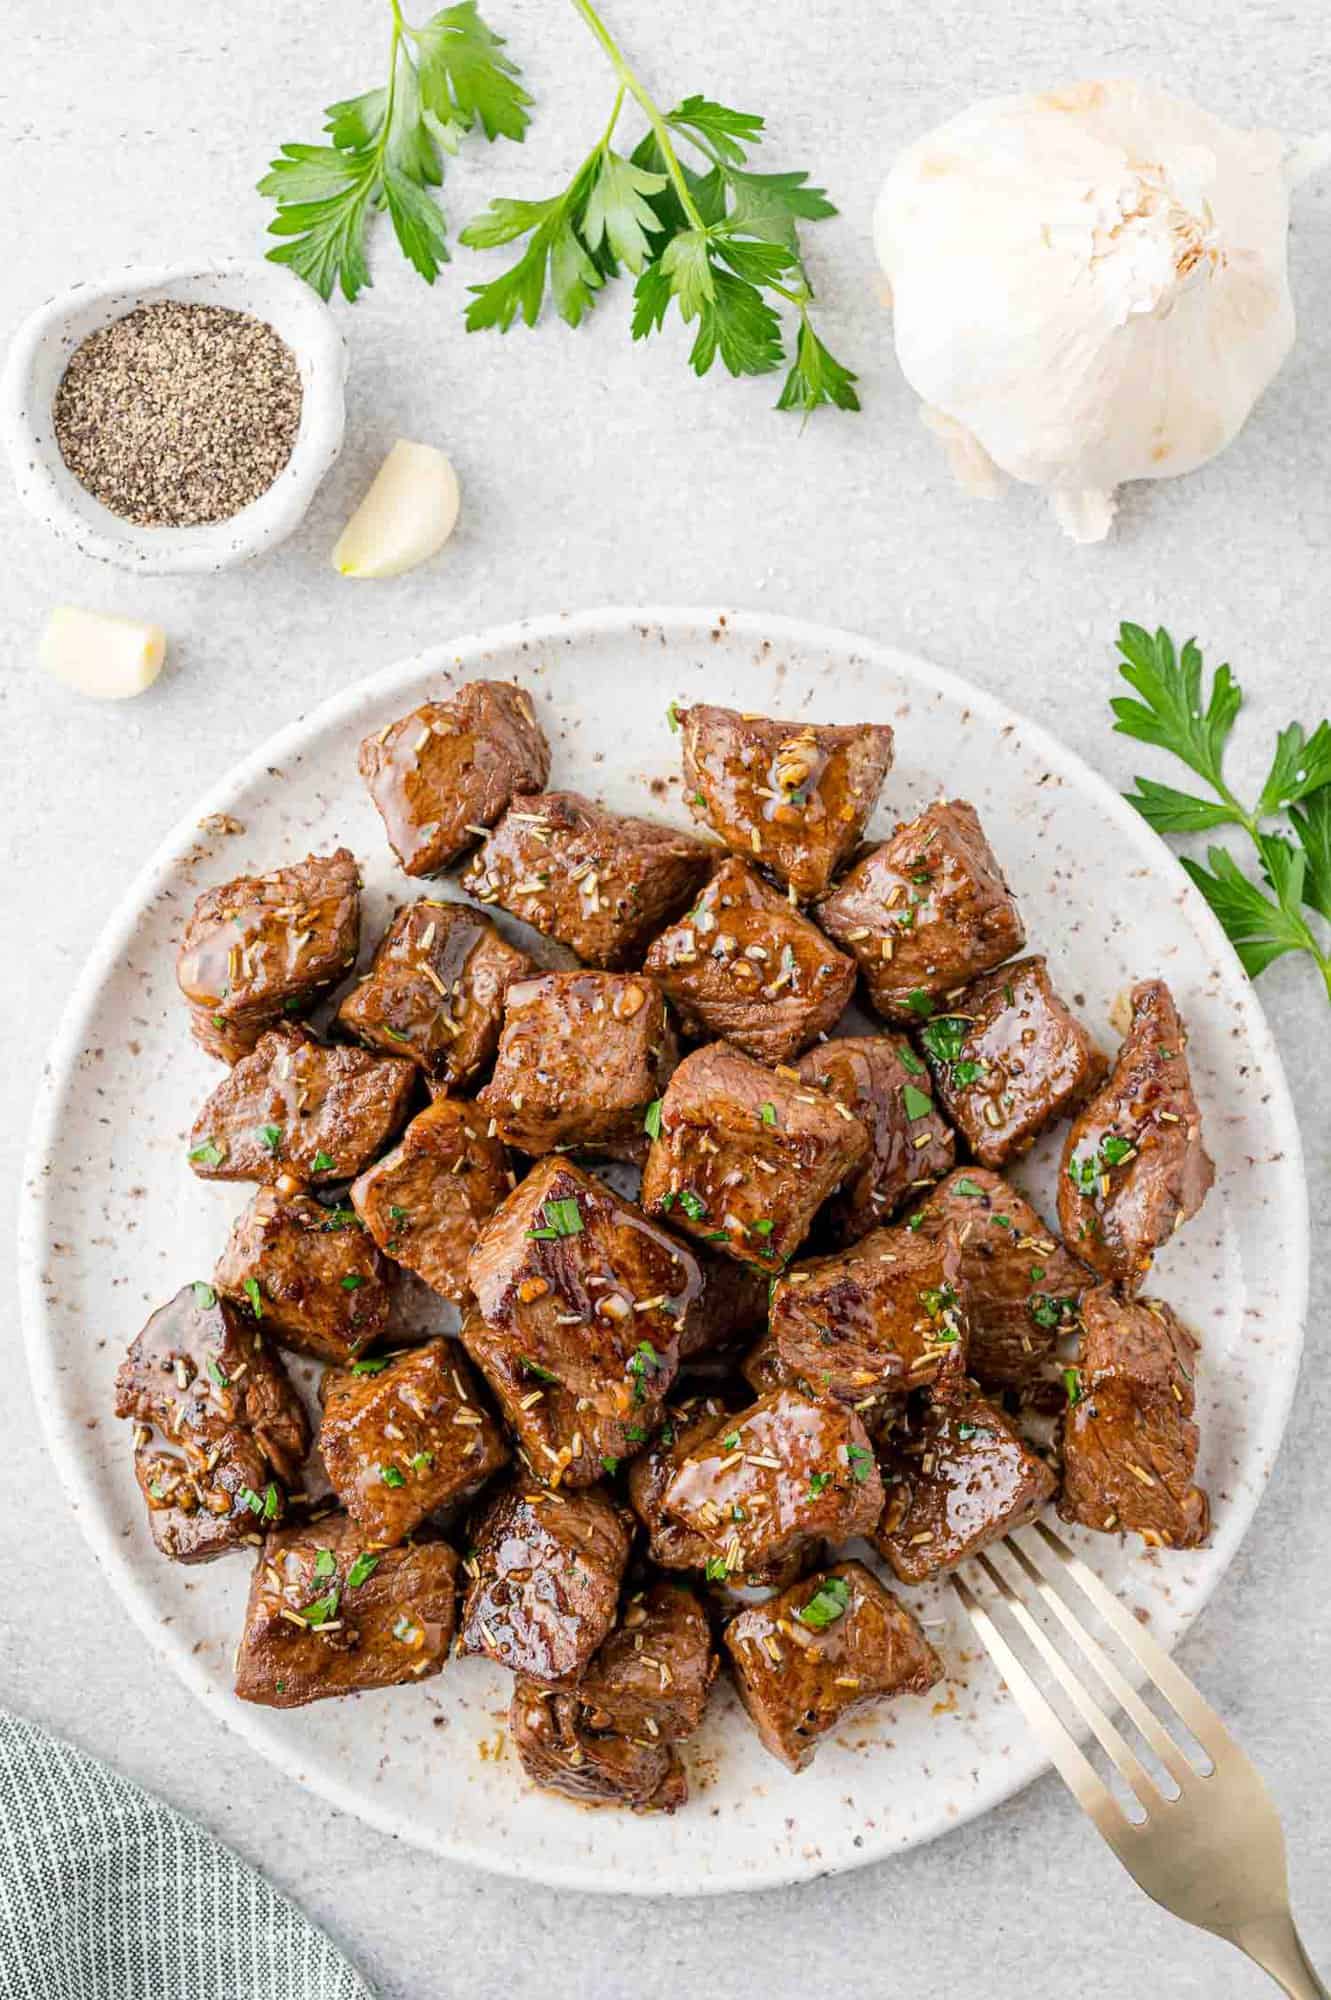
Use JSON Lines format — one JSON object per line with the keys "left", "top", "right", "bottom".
{"left": 875, "top": 80, "right": 1328, "bottom": 541}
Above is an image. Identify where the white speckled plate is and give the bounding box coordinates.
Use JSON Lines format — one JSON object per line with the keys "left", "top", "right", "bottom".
{"left": 19, "top": 607, "right": 1308, "bottom": 1895}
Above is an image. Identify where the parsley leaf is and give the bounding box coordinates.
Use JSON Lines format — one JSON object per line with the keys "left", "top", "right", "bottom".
{"left": 259, "top": 2, "right": 531, "bottom": 302}
{"left": 797, "top": 1575, "right": 851, "bottom": 1629}
{"left": 1112, "top": 622, "right": 1331, "bottom": 1001}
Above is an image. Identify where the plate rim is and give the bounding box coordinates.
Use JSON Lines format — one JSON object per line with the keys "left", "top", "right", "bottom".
{"left": 17, "top": 602, "right": 1310, "bottom": 1895}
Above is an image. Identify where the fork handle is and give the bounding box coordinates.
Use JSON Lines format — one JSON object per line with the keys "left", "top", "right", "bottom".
{"left": 1230, "top": 1912, "right": 1329, "bottom": 1998}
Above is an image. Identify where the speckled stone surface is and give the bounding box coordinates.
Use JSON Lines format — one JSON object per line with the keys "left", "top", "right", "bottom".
{"left": 1, "top": 1, "right": 1328, "bottom": 1993}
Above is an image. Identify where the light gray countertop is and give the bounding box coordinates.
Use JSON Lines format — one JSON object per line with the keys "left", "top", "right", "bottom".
{"left": 2, "top": 3, "right": 1328, "bottom": 1994}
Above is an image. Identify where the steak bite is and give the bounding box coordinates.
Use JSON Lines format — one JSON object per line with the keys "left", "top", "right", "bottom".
{"left": 919, "top": 956, "right": 1106, "bottom": 1167}
{"left": 1059, "top": 1288, "right": 1209, "bottom": 1548}
{"left": 678, "top": 703, "right": 894, "bottom": 898}
{"left": 477, "top": 971, "right": 678, "bottom": 1157}
{"left": 460, "top": 1311, "right": 643, "bottom": 1490}
{"left": 114, "top": 1284, "right": 310, "bottom": 1563}
{"left": 639, "top": 1043, "right": 870, "bottom": 1270}
{"left": 234, "top": 1513, "right": 459, "bottom": 1708}
{"left": 337, "top": 899, "right": 532, "bottom": 1088}
{"left": 724, "top": 1560, "right": 942, "bottom": 1772}
{"left": 510, "top": 1682, "right": 687, "bottom": 1813}
{"left": 320, "top": 1339, "right": 508, "bottom": 1545}
{"left": 213, "top": 1187, "right": 392, "bottom": 1364}
{"left": 466, "top": 1157, "right": 700, "bottom": 1416}
{"left": 1059, "top": 980, "right": 1214, "bottom": 1287}
{"left": 188, "top": 1025, "right": 416, "bottom": 1186}
{"left": 769, "top": 1224, "right": 967, "bottom": 1406}
{"left": 358, "top": 679, "right": 550, "bottom": 878}
{"left": 663, "top": 1388, "right": 884, "bottom": 1577}
{"left": 643, "top": 857, "right": 856, "bottom": 1064}
{"left": 460, "top": 792, "right": 713, "bottom": 969}
{"left": 872, "top": 1379, "right": 1057, "bottom": 1582}
{"left": 795, "top": 1035, "right": 954, "bottom": 1241}
{"left": 460, "top": 1483, "right": 632, "bottom": 1684}
{"left": 350, "top": 1096, "right": 513, "bottom": 1305}
{"left": 814, "top": 800, "right": 1024, "bottom": 1022}
{"left": 627, "top": 1397, "right": 731, "bottom": 1571}
{"left": 579, "top": 1580, "right": 716, "bottom": 1741}
{"left": 678, "top": 1245, "right": 770, "bottom": 1361}
{"left": 905, "top": 1169, "right": 1084, "bottom": 1393}
{"left": 176, "top": 848, "right": 361, "bottom": 1064}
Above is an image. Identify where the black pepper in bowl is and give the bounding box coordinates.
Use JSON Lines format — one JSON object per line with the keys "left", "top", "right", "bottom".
{"left": 52, "top": 301, "right": 304, "bottom": 528}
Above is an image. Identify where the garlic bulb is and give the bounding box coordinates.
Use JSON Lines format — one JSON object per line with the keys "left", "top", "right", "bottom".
{"left": 874, "top": 81, "right": 1329, "bottom": 540}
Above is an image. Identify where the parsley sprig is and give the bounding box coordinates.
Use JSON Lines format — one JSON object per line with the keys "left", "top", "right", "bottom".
{"left": 259, "top": 0, "right": 531, "bottom": 301}
{"left": 1114, "top": 624, "right": 1331, "bottom": 999}
{"left": 461, "top": 0, "right": 856, "bottom": 411}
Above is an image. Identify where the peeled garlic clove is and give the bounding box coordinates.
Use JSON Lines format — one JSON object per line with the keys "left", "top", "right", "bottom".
{"left": 39, "top": 606, "right": 166, "bottom": 699}
{"left": 333, "top": 439, "right": 461, "bottom": 578}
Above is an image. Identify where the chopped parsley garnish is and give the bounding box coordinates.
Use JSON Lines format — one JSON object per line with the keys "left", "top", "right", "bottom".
{"left": 666, "top": 701, "right": 683, "bottom": 733}
{"left": 797, "top": 1575, "right": 851, "bottom": 1629}
{"left": 950, "top": 1060, "right": 986, "bottom": 1088}
{"left": 808, "top": 1470, "right": 832, "bottom": 1498}
{"left": 207, "top": 1356, "right": 230, "bottom": 1387}
{"left": 846, "top": 1443, "right": 874, "bottom": 1484}
{"left": 722, "top": 1430, "right": 741, "bottom": 1452}
{"left": 410, "top": 1451, "right": 434, "bottom": 1473}
{"left": 242, "top": 1277, "right": 264, "bottom": 1319}
{"left": 1063, "top": 1367, "right": 1083, "bottom": 1406}
{"left": 192, "top": 1281, "right": 217, "bottom": 1309}
{"left": 953, "top": 1177, "right": 986, "bottom": 1199}
{"left": 519, "top": 1356, "right": 560, "bottom": 1384}
{"left": 901, "top": 1083, "right": 933, "bottom": 1122}
{"left": 626, "top": 1425, "right": 647, "bottom": 1444}
{"left": 628, "top": 1340, "right": 663, "bottom": 1403}
{"left": 1031, "top": 1292, "right": 1079, "bottom": 1330}
{"left": 919, "top": 1015, "right": 967, "bottom": 1065}
{"left": 313, "top": 1547, "right": 337, "bottom": 1580}
{"left": 1068, "top": 1132, "right": 1135, "bottom": 1192}
{"left": 703, "top": 1556, "right": 730, "bottom": 1581}
{"left": 601, "top": 1456, "right": 620, "bottom": 1476}
{"left": 312, "top": 1150, "right": 336, "bottom": 1172}
{"left": 1102, "top": 1134, "right": 1134, "bottom": 1165}
{"left": 189, "top": 1139, "right": 225, "bottom": 1168}
{"left": 897, "top": 1046, "right": 925, "bottom": 1077}
{"left": 346, "top": 1552, "right": 379, "bottom": 1589}
{"left": 302, "top": 1589, "right": 340, "bottom": 1628}
{"left": 340, "top": 1274, "right": 364, "bottom": 1291}
{"left": 382, "top": 1025, "right": 412, "bottom": 1043}
{"left": 752, "top": 1218, "right": 775, "bottom": 1237}
{"left": 905, "top": 990, "right": 935, "bottom": 1019}
{"left": 920, "top": 1283, "right": 958, "bottom": 1318}
{"left": 321, "top": 1207, "right": 360, "bottom": 1232}
{"left": 643, "top": 1098, "right": 664, "bottom": 1140}
{"left": 350, "top": 1356, "right": 389, "bottom": 1376}
{"left": 237, "top": 1486, "right": 264, "bottom": 1516}
{"left": 906, "top": 1210, "right": 926, "bottom": 1232}
{"left": 255, "top": 1123, "right": 283, "bottom": 1155}
{"left": 760, "top": 1101, "right": 777, "bottom": 1126}
{"left": 262, "top": 1482, "right": 279, "bottom": 1521}
{"left": 678, "top": 1189, "right": 708, "bottom": 1221}
{"left": 527, "top": 1195, "right": 584, "bottom": 1240}
{"left": 389, "top": 1204, "right": 408, "bottom": 1221}
{"left": 957, "top": 1424, "right": 978, "bottom": 1442}
{"left": 380, "top": 1464, "right": 406, "bottom": 1488}
{"left": 1029, "top": 1265, "right": 1046, "bottom": 1282}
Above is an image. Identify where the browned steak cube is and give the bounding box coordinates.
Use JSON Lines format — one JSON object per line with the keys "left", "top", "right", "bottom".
{"left": 873, "top": 1379, "right": 1057, "bottom": 1581}
{"left": 234, "top": 1514, "right": 459, "bottom": 1707}
{"left": 114, "top": 1284, "right": 310, "bottom": 1563}
{"left": 350, "top": 1096, "right": 514, "bottom": 1305}
{"left": 663, "top": 1388, "right": 883, "bottom": 1578}
{"left": 639, "top": 1043, "right": 870, "bottom": 1269}
{"left": 510, "top": 1682, "right": 687, "bottom": 1812}
{"left": 460, "top": 792, "right": 713, "bottom": 969}
{"left": 358, "top": 679, "right": 550, "bottom": 878}
{"left": 578, "top": 1580, "right": 716, "bottom": 1741}
{"left": 188, "top": 1025, "right": 417, "bottom": 1186}
{"left": 459, "top": 1310, "right": 643, "bottom": 1490}
{"left": 319, "top": 1339, "right": 508, "bottom": 1545}
{"left": 477, "top": 971, "right": 678, "bottom": 1156}
{"left": 467, "top": 1157, "right": 699, "bottom": 1416}
{"left": 678, "top": 703, "right": 894, "bottom": 898}
{"left": 1059, "top": 980, "right": 1214, "bottom": 1288}
{"left": 213, "top": 1187, "right": 391, "bottom": 1364}
{"left": 919, "top": 956, "right": 1106, "bottom": 1167}
{"left": 795, "top": 1035, "right": 955, "bottom": 1241}
{"left": 724, "top": 1560, "right": 942, "bottom": 1771}
{"left": 1059, "top": 1287, "right": 1209, "bottom": 1548}
{"left": 460, "top": 1483, "right": 631, "bottom": 1684}
{"left": 770, "top": 1224, "right": 967, "bottom": 1405}
{"left": 677, "top": 1245, "right": 770, "bottom": 1361}
{"left": 815, "top": 800, "right": 1024, "bottom": 1022}
{"left": 643, "top": 857, "right": 856, "bottom": 1064}
{"left": 905, "top": 1169, "right": 1084, "bottom": 1393}
{"left": 177, "top": 849, "right": 361, "bottom": 1063}
{"left": 337, "top": 899, "right": 532, "bottom": 1087}
{"left": 739, "top": 1330, "right": 802, "bottom": 1400}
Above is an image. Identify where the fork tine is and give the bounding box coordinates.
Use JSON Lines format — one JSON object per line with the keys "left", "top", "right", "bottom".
{"left": 971, "top": 1552, "right": 1166, "bottom": 1814}
{"left": 1002, "top": 1535, "right": 1195, "bottom": 1792}
{"left": 1030, "top": 1522, "right": 1243, "bottom": 1769}
{"left": 950, "top": 1568, "right": 1135, "bottom": 1860}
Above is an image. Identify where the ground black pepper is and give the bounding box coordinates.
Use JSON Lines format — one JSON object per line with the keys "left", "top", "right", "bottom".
{"left": 52, "top": 301, "right": 303, "bottom": 528}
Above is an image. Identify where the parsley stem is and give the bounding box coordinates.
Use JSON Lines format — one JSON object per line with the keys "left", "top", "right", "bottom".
{"left": 565, "top": 0, "right": 706, "bottom": 229}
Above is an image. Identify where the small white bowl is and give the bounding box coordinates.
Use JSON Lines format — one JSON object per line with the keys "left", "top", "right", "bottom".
{"left": 0, "top": 258, "right": 347, "bottom": 574}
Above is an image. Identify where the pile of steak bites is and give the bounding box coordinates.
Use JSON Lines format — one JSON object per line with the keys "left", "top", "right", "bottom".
{"left": 119, "top": 678, "right": 1216, "bottom": 1811}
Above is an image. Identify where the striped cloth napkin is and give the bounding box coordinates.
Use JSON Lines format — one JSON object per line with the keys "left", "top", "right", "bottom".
{"left": 0, "top": 1710, "right": 373, "bottom": 1999}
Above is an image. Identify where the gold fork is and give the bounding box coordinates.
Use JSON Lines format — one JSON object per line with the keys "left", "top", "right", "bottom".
{"left": 952, "top": 1520, "right": 1327, "bottom": 1998}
